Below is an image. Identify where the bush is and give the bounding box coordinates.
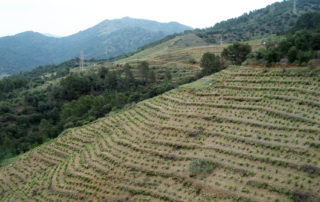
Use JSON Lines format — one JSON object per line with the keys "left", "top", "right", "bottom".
{"left": 265, "top": 48, "right": 280, "bottom": 66}
{"left": 200, "top": 52, "right": 222, "bottom": 76}
{"left": 288, "top": 46, "right": 298, "bottom": 63}
{"left": 60, "top": 74, "right": 91, "bottom": 101}
{"left": 255, "top": 48, "right": 267, "bottom": 60}
{"left": 222, "top": 42, "right": 252, "bottom": 65}
{"left": 297, "top": 51, "right": 313, "bottom": 65}
{"left": 187, "top": 58, "right": 197, "bottom": 64}
{"left": 189, "top": 159, "right": 216, "bottom": 177}
{"left": 293, "top": 12, "right": 320, "bottom": 31}
{"left": 250, "top": 13, "right": 320, "bottom": 67}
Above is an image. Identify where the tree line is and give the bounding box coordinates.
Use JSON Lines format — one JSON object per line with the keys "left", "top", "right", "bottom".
{"left": 199, "top": 12, "right": 320, "bottom": 71}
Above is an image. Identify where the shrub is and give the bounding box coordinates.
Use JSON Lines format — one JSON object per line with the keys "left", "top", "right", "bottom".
{"left": 188, "top": 58, "right": 197, "bottom": 64}
{"left": 288, "top": 46, "right": 298, "bottom": 63}
{"left": 221, "top": 42, "right": 252, "bottom": 65}
{"left": 189, "top": 159, "right": 216, "bottom": 177}
{"left": 200, "top": 52, "right": 222, "bottom": 76}
{"left": 297, "top": 51, "right": 313, "bottom": 65}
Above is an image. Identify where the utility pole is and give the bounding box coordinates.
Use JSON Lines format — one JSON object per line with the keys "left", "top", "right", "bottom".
{"left": 220, "top": 35, "right": 224, "bottom": 45}
{"left": 293, "top": 0, "right": 297, "bottom": 15}
{"left": 80, "top": 51, "right": 84, "bottom": 71}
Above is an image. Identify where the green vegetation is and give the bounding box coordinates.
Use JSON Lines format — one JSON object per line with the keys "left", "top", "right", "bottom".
{"left": 0, "top": 17, "right": 191, "bottom": 75}
{"left": 248, "top": 12, "right": 320, "bottom": 66}
{"left": 195, "top": 0, "right": 320, "bottom": 43}
{"left": 118, "top": 33, "right": 209, "bottom": 63}
{"left": 221, "top": 42, "right": 252, "bottom": 65}
{"left": 293, "top": 12, "right": 320, "bottom": 31}
{"left": 200, "top": 52, "right": 222, "bottom": 76}
{"left": 0, "top": 1, "right": 320, "bottom": 201}
{"left": 2, "top": 10, "right": 319, "bottom": 162}
{"left": 0, "top": 66, "right": 319, "bottom": 201}
{"left": 189, "top": 159, "right": 216, "bottom": 177}
{"left": 138, "top": 61, "right": 151, "bottom": 84}
{"left": 0, "top": 60, "right": 195, "bottom": 163}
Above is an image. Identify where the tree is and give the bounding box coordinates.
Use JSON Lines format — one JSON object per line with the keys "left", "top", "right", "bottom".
{"left": 164, "top": 70, "right": 172, "bottom": 83}
{"left": 148, "top": 70, "right": 156, "bottom": 83}
{"left": 278, "top": 39, "right": 292, "bottom": 57}
{"left": 265, "top": 48, "right": 280, "bottom": 67}
{"left": 221, "top": 42, "right": 252, "bottom": 65}
{"left": 39, "top": 119, "right": 53, "bottom": 139}
{"left": 288, "top": 46, "right": 298, "bottom": 63}
{"left": 294, "top": 31, "right": 312, "bottom": 51}
{"left": 106, "top": 71, "right": 118, "bottom": 89}
{"left": 60, "top": 95, "right": 106, "bottom": 128}
{"left": 98, "top": 67, "right": 109, "bottom": 79}
{"left": 60, "top": 74, "right": 90, "bottom": 101}
{"left": 255, "top": 48, "right": 267, "bottom": 60}
{"left": 123, "top": 63, "right": 135, "bottom": 84}
{"left": 293, "top": 12, "right": 320, "bottom": 31}
{"left": 311, "top": 33, "right": 320, "bottom": 50}
{"left": 297, "top": 51, "right": 312, "bottom": 65}
{"left": 200, "top": 52, "right": 221, "bottom": 76}
{"left": 138, "top": 61, "right": 149, "bottom": 84}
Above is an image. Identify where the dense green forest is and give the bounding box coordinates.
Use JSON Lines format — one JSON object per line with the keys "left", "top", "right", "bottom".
{"left": 247, "top": 12, "right": 320, "bottom": 66}
{"left": 199, "top": 12, "right": 320, "bottom": 73}
{"left": 0, "top": 60, "right": 195, "bottom": 162}
{"left": 195, "top": 0, "right": 320, "bottom": 43}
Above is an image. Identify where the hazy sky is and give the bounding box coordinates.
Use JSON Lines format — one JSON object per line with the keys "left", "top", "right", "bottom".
{"left": 0, "top": 0, "right": 282, "bottom": 37}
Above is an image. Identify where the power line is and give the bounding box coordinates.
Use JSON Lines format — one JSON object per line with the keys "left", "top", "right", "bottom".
{"left": 80, "top": 51, "right": 84, "bottom": 71}
{"left": 220, "top": 35, "right": 224, "bottom": 45}
{"left": 293, "top": 0, "right": 297, "bottom": 15}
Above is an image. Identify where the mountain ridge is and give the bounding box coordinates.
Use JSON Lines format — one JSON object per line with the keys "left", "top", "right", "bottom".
{"left": 0, "top": 17, "right": 192, "bottom": 75}
{"left": 195, "top": 0, "right": 320, "bottom": 43}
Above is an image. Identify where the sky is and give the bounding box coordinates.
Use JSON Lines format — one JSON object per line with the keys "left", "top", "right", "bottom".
{"left": 0, "top": 0, "right": 282, "bottom": 37}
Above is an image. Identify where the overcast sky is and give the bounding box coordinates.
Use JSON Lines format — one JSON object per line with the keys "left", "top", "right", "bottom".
{"left": 0, "top": 0, "right": 282, "bottom": 37}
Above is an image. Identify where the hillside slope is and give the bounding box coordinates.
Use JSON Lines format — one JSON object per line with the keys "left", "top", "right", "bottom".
{"left": 118, "top": 33, "right": 209, "bottom": 62}
{"left": 1, "top": 66, "right": 319, "bottom": 201}
{"left": 117, "top": 34, "right": 263, "bottom": 66}
{"left": 196, "top": 0, "right": 320, "bottom": 43}
{"left": 0, "top": 17, "right": 191, "bottom": 75}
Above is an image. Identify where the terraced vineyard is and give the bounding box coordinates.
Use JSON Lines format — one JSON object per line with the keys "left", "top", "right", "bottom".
{"left": 109, "top": 34, "right": 264, "bottom": 83}
{"left": 1, "top": 66, "right": 320, "bottom": 201}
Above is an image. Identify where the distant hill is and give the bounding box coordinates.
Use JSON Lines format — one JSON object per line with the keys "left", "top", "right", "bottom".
{"left": 42, "top": 33, "right": 61, "bottom": 38}
{"left": 196, "top": 0, "right": 320, "bottom": 43}
{"left": 0, "top": 17, "right": 192, "bottom": 75}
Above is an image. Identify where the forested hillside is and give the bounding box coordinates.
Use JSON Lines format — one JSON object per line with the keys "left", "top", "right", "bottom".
{"left": 196, "top": 0, "right": 320, "bottom": 43}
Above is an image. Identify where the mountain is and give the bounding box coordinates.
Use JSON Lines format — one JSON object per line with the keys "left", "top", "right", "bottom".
{"left": 195, "top": 0, "right": 320, "bottom": 43}
{"left": 42, "top": 33, "right": 61, "bottom": 38}
{"left": 0, "top": 17, "right": 192, "bottom": 75}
